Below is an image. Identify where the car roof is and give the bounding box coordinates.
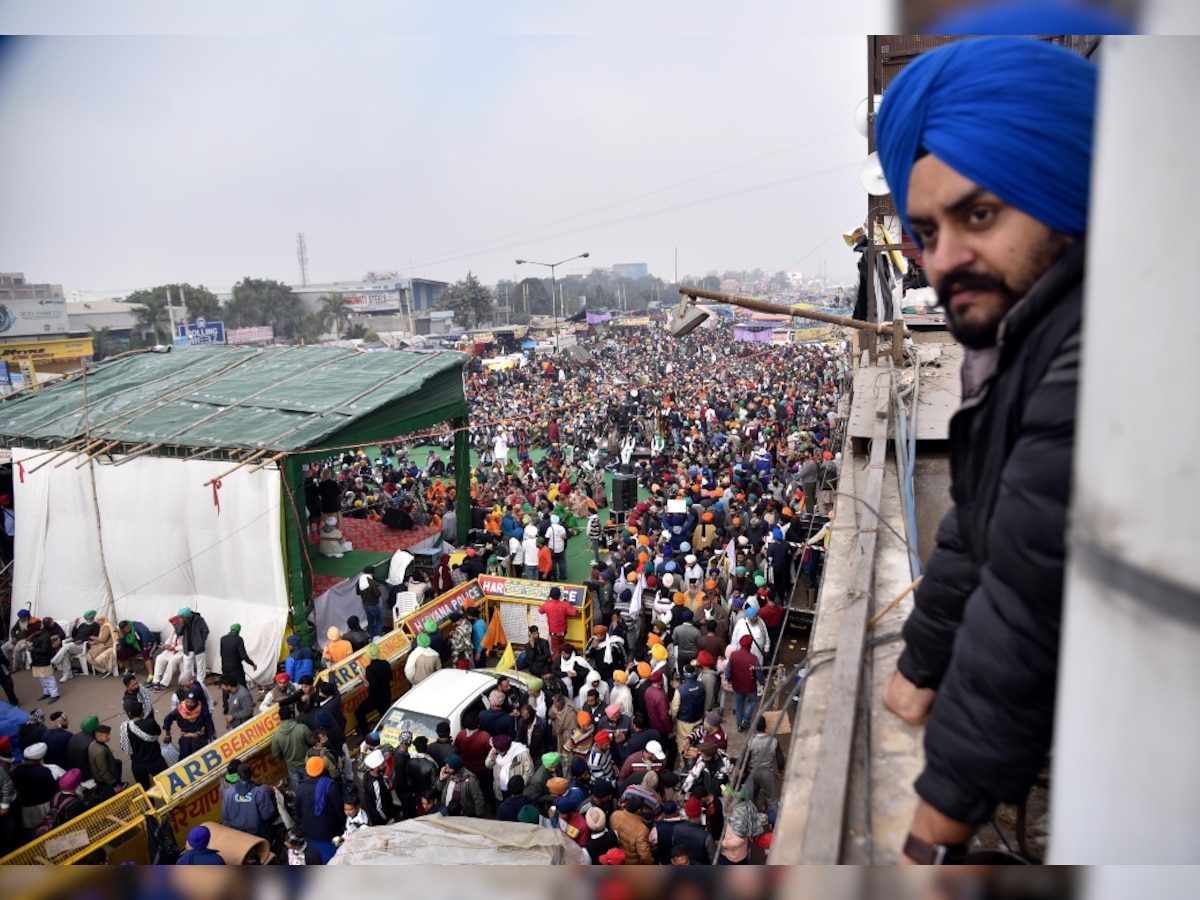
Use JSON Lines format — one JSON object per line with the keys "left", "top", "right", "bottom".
{"left": 390, "top": 669, "right": 500, "bottom": 717}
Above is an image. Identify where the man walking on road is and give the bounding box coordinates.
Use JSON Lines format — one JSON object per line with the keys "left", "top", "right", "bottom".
{"left": 219, "top": 624, "right": 256, "bottom": 689}
{"left": 175, "top": 608, "right": 210, "bottom": 683}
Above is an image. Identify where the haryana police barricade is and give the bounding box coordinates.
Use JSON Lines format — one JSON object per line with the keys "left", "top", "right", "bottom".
{"left": 473, "top": 575, "right": 593, "bottom": 652}
{"left": 154, "top": 624, "right": 413, "bottom": 845}
{"left": 397, "top": 576, "right": 592, "bottom": 655}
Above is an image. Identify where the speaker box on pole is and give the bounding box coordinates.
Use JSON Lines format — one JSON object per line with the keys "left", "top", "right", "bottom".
{"left": 611, "top": 474, "right": 638, "bottom": 513}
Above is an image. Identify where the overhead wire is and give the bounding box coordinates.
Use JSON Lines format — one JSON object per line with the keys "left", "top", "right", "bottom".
{"left": 393, "top": 126, "right": 859, "bottom": 274}
{"left": 394, "top": 161, "right": 863, "bottom": 275}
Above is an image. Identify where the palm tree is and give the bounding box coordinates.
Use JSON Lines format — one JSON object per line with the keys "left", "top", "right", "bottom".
{"left": 129, "top": 294, "right": 170, "bottom": 343}
{"left": 87, "top": 326, "right": 113, "bottom": 361}
{"left": 320, "top": 292, "right": 352, "bottom": 339}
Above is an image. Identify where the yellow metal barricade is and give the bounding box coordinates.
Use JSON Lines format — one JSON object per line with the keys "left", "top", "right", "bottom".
{"left": 0, "top": 785, "right": 155, "bottom": 866}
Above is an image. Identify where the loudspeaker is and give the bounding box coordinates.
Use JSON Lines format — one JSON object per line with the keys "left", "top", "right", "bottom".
{"left": 382, "top": 508, "right": 412, "bottom": 531}
{"left": 612, "top": 474, "right": 638, "bottom": 513}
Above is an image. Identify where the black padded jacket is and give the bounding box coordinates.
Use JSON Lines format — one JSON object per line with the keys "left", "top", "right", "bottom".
{"left": 897, "top": 242, "right": 1085, "bottom": 825}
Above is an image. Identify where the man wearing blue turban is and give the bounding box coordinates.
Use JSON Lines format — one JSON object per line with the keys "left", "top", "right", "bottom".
{"left": 874, "top": 38, "right": 1097, "bottom": 865}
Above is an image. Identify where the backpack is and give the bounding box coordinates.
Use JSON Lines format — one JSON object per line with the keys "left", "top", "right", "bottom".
{"left": 33, "top": 792, "right": 81, "bottom": 839}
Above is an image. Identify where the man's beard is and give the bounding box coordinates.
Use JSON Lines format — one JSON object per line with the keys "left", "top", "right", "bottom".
{"left": 937, "top": 232, "right": 1070, "bottom": 350}
{"left": 937, "top": 271, "right": 1019, "bottom": 350}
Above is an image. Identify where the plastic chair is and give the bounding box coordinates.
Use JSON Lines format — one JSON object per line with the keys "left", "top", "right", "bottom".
{"left": 391, "top": 591, "right": 418, "bottom": 625}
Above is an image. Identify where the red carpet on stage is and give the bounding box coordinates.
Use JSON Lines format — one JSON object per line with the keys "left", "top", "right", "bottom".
{"left": 309, "top": 518, "right": 439, "bottom": 554}
{"left": 309, "top": 520, "right": 439, "bottom": 597}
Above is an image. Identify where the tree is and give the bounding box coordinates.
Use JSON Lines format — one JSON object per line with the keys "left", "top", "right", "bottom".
{"left": 320, "top": 292, "right": 352, "bottom": 339}
{"left": 87, "top": 326, "right": 115, "bottom": 361}
{"left": 435, "top": 272, "right": 494, "bottom": 329}
{"left": 293, "top": 312, "right": 324, "bottom": 345}
{"left": 126, "top": 289, "right": 171, "bottom": 342}
{"left": 589, "top": 284, "right": 617, "bottom": 310}
{"left": 182, "top": 285, "right": 222, "bottom": 321}
{"left": 514, "top": 277, "right": 552, "bottom": 318}
{"left": 227, "top": 277, "right": 304, "bottom": 339}
{"left": 125, "top": 283, "right": 223, "bottom": 342}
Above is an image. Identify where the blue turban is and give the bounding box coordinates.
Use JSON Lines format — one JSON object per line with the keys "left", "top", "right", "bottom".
{"left": 187, "top": 825, "right": 211, "bottom": 849}
{"left": 876, "top": 38, "right": 1097, "bottom": 244}
{"left": 927, "top": 0, "right": 1133, "bottom": 36}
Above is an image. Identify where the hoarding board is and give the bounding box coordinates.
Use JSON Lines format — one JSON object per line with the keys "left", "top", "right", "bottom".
{"left": 226, "top": 326, "right": 274, "bottom": 345}
{"left": 177, "top": 318, "right": 225, "bottom": 345}
{"left": 0, "top": 337, "right": 93, "bottom": 363}
{"left": 0, "top": 297, "right": 69, "bottom": 338}
{"left": 344, "top": 290, "right": 401, "bottom": 313}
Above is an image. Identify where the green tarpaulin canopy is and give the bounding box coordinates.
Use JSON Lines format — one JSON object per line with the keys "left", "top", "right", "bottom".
{"left": 0, "top": 345, "right": 473, "bottom": 645}
{"left": 0, "top": 345, "right": 469, "bottom": 454}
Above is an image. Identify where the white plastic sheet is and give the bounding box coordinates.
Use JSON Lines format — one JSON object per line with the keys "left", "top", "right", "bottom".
{"left": 12, "top": 448, "right": 288, "bottom": 684}
{"left": 313, "top": 578, "right": 364, "bottom": 650}
{"left": 327, "top": 815, "right": 589, "bottom": 865}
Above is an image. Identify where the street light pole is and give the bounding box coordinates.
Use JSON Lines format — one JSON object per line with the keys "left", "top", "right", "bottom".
{"left": 516, "top": 252, "right": 590, "bottom": 354}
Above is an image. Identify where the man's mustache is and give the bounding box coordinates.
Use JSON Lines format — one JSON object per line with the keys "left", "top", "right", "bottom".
{"left": 937, "top": 271, "right": 1014, "bottom": 308}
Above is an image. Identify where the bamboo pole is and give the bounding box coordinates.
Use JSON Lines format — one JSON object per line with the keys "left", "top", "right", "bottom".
{"left": 108, "top": 443, "right": 158, "bottom": 466}
{"left": 26, "top": 440, "right": 91, "bottom": 474}
{"left": 75, "top": 440, "right": 122, "bottom": 469}
{"left": 246, "top": 451, "right": 288, "bottom": 474}
{"left": 203, "top": 449, "right": 269, "bottom": 486}
{"left": 53, "top": 439, "right": 106, "bottom": 468}
{"left": 677, "top": 285, "right": 910, "bottom": 337}
{"left": 867, "top": 575, "right": 923, "bottom": 629}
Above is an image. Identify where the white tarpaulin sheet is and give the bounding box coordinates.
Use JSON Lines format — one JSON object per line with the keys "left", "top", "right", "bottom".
{"left": 11, "top": 447, "right": 288, "bottom": 684}
{"left": 313, "top": 578, "right": 363, "bottom": 650}
{"left": 327, "top": 815, "right": 589, "bottom": 865}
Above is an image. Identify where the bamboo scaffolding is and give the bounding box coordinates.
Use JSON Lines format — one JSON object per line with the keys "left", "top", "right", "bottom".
{"left": 75, "top": 440, "right": 122, "bottom": 469}
{"left": 203, "top": 450, "right": 269, "bottom": 486}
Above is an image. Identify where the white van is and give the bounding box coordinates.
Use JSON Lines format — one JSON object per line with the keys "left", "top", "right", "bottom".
{"left": 375, "top": 668, "right": 533, "bottom": 747}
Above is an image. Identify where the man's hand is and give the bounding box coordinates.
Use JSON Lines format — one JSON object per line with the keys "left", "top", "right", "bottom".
{"left": 900, "top": 798, "right": 975, "bottom": 864}
{"left": 883, "top": 669, "right": 936, "bottom": 726}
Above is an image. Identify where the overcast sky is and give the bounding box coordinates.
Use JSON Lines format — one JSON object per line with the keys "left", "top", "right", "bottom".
{"left": 0, "top": 3, "right": 879, "bottom": 299}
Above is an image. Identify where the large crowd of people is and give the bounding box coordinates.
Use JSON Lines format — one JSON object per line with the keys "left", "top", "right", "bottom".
{"left": 1, "top": 320, "right": 847, "bottom": 864}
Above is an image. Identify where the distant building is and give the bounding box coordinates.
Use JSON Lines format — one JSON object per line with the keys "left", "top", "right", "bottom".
{"left": 415, "top": 310, "right": 457, "bottom": 336}
{"left": 612, "top": 263, "right": 649, "bottom": 279}
{"left": 720, "top": 279, "right": 741, "bottom": 293}
{"left": 216, "top": 277, "right": 449, "bottom": 320}
{"left": 67, "top": 299, "right": 140, "bottom": 336}
{"left": 0, "top": 272, "right": 91, "bottom": 375}
{"left": 0, "top": 272, "right": 64, "bottom": 302}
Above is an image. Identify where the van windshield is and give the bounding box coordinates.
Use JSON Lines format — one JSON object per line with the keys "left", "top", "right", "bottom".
{"left": 376, "top": 707, "right": 447, "bottom": 747}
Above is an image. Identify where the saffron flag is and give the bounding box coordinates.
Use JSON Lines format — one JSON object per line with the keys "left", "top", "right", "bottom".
{"left": 495, "top": 642, "right": 516, "bottom": 672}
{"left": 481, "top": 608, "right": 506, "bottom": 652}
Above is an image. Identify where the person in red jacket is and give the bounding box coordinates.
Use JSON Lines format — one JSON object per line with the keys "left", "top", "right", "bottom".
{"left": 539, "top": 587, "right": 579, "bottom": 656}
{"left": 454, "top": 709, "right": 495, "bottom": 809}
{"left": 728, "top": 635, "right": 759, "bottom": 733}
{"left": 643, "top": 669, "right": 673, "bottom": 765}
{"left": 537, "top": 540, "right": 554, "bottom": 583}
{"left": 756, "top": 594, "right": 786, "bottom": 651}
